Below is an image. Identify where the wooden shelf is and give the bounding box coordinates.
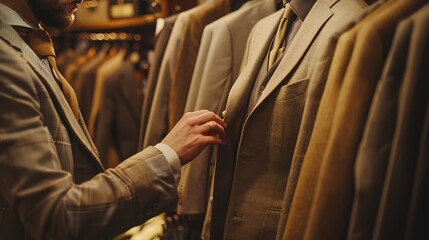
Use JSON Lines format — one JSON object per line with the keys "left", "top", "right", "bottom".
{"left": 67, "top": 12, "right": 163, "bottom": 31}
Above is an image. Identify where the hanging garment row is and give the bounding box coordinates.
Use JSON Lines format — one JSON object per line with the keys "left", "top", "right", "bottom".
{"left": 138, "top": 0, "right": 428, "bottom": 239}
{"left": 58, "top": 35, "right": 147, "bottom": 169}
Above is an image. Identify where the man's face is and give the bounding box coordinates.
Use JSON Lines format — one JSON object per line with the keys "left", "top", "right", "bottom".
{"left": 26, "top": 0, "right": 81, "bottom": 28}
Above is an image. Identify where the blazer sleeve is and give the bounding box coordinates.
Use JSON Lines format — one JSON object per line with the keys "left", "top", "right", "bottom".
{"left": 0, "top": 45, "right": 178, "bottom": 239}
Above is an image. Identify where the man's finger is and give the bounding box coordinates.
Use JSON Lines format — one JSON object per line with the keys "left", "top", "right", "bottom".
{"left": 193, "top": 111, "right": 227, "bottom": 129}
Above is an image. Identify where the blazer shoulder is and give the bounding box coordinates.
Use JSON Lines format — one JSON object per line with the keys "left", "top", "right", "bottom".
{"left": 0, "top": 21, "right": 25, "bottom": 51}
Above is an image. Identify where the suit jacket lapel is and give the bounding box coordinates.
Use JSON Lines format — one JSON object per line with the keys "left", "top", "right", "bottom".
{"left": 0, "top": 22, "right": 102, "bottom": 167}
{"left": 224, "top": 10, "right": 283, "bottom": 126}
{"left": 252, "top": 0, "right": 333, "bottom": 112}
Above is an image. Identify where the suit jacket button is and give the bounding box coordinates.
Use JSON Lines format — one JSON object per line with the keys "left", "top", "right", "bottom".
{"left": 221, "top": 110, "right": 226, "bottom": 119}
{"left": 153, "top": 203, "right": 160, "bottom": 211}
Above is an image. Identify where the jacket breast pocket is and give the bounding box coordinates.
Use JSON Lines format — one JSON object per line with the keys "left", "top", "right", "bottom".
{"left": 260, "top": 208, "right": 281, "bottom": 239}
{"left": 276, "top": 78, "right": 309, "bottom": 102}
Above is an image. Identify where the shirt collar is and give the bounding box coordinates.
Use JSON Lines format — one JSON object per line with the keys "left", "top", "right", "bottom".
{"left": 0, "top": 3, "right": 37, "bottom": 29}
{"left": 285, "top": 0, "right": 316, "bottom": 21}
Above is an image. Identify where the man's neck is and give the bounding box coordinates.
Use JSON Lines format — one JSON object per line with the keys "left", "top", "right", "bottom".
{"left": 0, "top": 0, "right": 39, "bottom": 27}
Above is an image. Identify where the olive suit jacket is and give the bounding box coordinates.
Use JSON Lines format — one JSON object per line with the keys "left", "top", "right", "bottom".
{"left": 0, "top": 21, "right": 178, "bottom": 239}
{"left": 206, "top": 0, "right": 367, "bottom": 238}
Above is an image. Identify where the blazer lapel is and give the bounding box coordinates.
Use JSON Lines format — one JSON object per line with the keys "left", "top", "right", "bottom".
{"left": 224, "top": 10, "right": 283, "bottom": 125}
{"left": 0, "top": 23, "right": 102, "bottom": 167}
{"left": 252, "top": 0, "right": 334, "bottom": 112}
{"left": 25, "top": 46, "right": 101, "bottom": 164}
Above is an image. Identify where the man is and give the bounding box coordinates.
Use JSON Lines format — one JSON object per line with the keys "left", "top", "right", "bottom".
{"left": 0, "top": 0, "right": 226, "bottom": 239}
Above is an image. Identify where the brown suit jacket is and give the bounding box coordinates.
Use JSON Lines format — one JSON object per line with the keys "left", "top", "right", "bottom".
{"left": 207, "top": 0, "right": 367, "bottom": 238}
{"left": 346, "top": 5, "right": 412, "bottom": 239}
{"left": 373, "top": 4, "right": 429, "bottom": 239}
{"left": 302, "top": 0, "right": 426, "bottom": 239}
{"left": 94, "top": 59, "right": 141, "bottom": 168}
{"left": 404, "top": 7, "right": 429, "bottom": 238}
{"left": 404, "top": 13, "right": 429, "bottom": 235}
{"left": 0, "top": 21, "right": 179, "bottom": 239}
{"left": 74, "top": 46, "right": 109, "bottom": 122}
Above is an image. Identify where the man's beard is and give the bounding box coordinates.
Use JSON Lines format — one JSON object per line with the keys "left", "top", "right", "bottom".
{"left": 26, "top": 0, "right": 75, "bottom": 28}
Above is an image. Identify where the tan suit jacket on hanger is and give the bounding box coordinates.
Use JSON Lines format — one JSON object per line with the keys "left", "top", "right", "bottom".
{"left": 373, "top": 4, "right": 429, "bottom": 239}
{"left": 177, "top": 0, "right": 277, "bottom": 216}
{"left": 88, "top": 49, "right": 126, "bottom": 137}
{"left": 138, "top": 15, "right": 177, "bottom": 151}
{"left": 95, "top": 59, "right": 141, "bottom": 168}
{"left": 300, "top": 0, "right": 426, "bottom": 239}
{"left": 0, "top": 21, "right": 179, "bottom": 239}
{"left": 74, "top": 46, "right": 109, "bottom": 122}
{"left": 207, "top": 0, "right": 367, "bottom": 239}
{"left": 143, "top": 1, "right": 230, "bottom": 148}
{"left": 167, "top": 0, "right": 231, "bottom": 130}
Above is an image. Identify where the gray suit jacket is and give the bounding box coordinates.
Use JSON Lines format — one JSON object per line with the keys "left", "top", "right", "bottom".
{"left": 0, "top": 21, "right": 178, "bottom": 239}
{"left": 177, "top": 0, "right": 276, "bottom": 216}
{"left": 373, "top": 4, "right": 429, "bottom": 239}
{"left": 206, "top": 0, "right": 367, "bottom": 238}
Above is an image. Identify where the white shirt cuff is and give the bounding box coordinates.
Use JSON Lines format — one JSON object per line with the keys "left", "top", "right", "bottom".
{"left": 154, "top": 143, "right": 181, "bottom": 184}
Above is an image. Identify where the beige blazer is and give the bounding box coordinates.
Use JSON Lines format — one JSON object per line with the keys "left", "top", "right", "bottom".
{"left": 167, "top": 0, "right": 230, "bottom": 130}
{"left": 0, "top": 21, "right": 179, "bottom": 239}
{"left": 138, "top": 15, "right": 177, "bottom": 151}
{"left": 300, "top": 0, "right": 426, "bottom": 239}
{"left": 373, "top": 3, "right": 429, "bottom": 239}
{"left": 144, "top": 0, "right": 230, "bottom": 148}
{"left": 177, "top": 0, "right": 277, "bottom": 216}
{"left": 207, "top": 0, "right": 367, "bottom": 238}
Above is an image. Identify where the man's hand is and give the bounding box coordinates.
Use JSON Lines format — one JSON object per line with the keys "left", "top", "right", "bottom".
{"left": 161, "top": 110, "right": 227, "bottom": 166}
